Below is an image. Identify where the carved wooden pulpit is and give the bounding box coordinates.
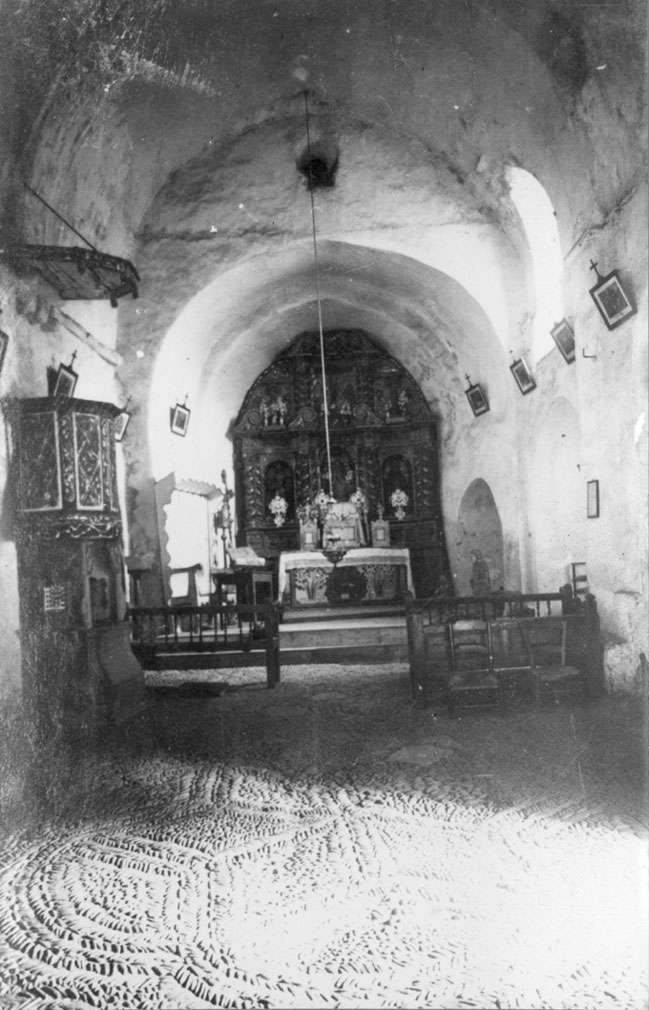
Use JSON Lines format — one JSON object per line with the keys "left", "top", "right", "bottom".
{"left": 13, "top": 396, "right": 146, "bottom": 743}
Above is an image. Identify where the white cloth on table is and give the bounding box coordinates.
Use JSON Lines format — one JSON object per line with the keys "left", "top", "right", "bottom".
{"left": 278, "top": 547, "right": 413, "bottom": 598}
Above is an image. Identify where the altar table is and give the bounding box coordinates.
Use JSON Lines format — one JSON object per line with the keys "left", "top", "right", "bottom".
{"left": 278, "top": 548, "right": 414, "bottom": 607}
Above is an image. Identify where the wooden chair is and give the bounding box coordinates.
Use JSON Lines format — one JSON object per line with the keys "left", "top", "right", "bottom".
{"left": 168, "top": 563, "right": 202, "bottom": 633}
{"left": 447, "top": 619, "right": 501, "bottom": 718}
{"left": 517, "top": 617, "right": 585, "bottom": 706}
{"left": 489, "top": 617, "right": 535, "bottom": 706}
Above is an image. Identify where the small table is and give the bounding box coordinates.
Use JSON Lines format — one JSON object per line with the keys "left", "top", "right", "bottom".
{"left": 211, "top": 569, "right": 250, "bottom": 629}
{"left": 211, "top": 568, "right": 252, "bottom": 606}
{"left": 211, "top": 567, "right": 274, "bottom": 625}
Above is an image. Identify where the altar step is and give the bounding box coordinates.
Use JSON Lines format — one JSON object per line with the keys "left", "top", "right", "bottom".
{"left": 281, "top": 602, "right": 404, "bottom": 623}
{"left": 278, "top": 610, "right": 408, "bottom": 664}
{"left": 138, "top": 605, "right": 409, "bottom": 671}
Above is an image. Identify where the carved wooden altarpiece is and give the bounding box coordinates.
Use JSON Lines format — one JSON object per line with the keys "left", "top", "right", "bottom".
{"left": 232, "top": 330, "right": 452, "bottom": 598}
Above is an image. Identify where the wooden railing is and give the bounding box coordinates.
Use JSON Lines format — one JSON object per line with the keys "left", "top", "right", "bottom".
{"left": 404, "top": 588, "right": 605, "bottom": 706}
{"left": 404, "top": 588, "right": 573, "bottom": 624}
{"left": 128, "top": 602, "right": 280, "bottom": 688}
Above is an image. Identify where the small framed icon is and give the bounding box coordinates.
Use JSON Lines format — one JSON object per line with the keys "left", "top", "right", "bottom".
{"left": 510, "top": 357, "right": 536, "bottom": 395}
{"left": 170, "top": 401, "right": 191, "bottom": 436}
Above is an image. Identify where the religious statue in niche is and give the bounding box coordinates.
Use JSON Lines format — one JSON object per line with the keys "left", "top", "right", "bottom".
{"left": 319, "top": 447, "right": 356, "bottom": 501}
{"left": 336, "top": 396, "right": 353, "bottom": 422}
{"left": 397, "top": 388, "right": 409, "bottom": 415}
{"left": 260, "top": 393, "right": 289, "bottom": 427}
{"left": 470, "top": 550, "right": 492, "bottom": 597}
{"left": 308, "top": 366, "right": 358, "bottom": 425}
{"left": 375, "top": 369, "right": 412, "bottom": 422}
{"left": 309, "top": 373, "right": 324, "bottom": 414}
{"left": 382, "top": 454, "right": 414, "bottom": 515}
{"left": 269, "top": 493, "right": 288, "bottom": 526}
{"left": 390, "top": 487, "right": 409, "bottom": 521}
{"left": 264, "top": 460, "right": 294, "bottom": 523}
{"left": 329, "top": 373, "right": 357, "bottom": 425}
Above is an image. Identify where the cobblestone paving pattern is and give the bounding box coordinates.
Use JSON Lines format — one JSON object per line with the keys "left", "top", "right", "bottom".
{"left": 0, "top": 664, "right": 647, "bottom": 1009}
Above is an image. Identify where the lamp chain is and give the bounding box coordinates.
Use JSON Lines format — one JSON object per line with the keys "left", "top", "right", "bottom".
{"left": 303, "top": 91, "right": 334, "bottom": 499}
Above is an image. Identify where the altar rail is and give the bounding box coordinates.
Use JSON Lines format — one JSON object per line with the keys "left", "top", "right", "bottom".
{"left": 128, "top": 602, "right": 280, "bottom": 687}
{"left": 405, "top": 589, "right": 605, "bottom": 706}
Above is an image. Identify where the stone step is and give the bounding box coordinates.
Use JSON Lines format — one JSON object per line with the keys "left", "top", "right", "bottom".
{"left": 279, "top": 642, "right": 408, "bottom": 664}
{"left": 279, "top": 614, "right": 407, "bottom": 649}
{"left": 150, "top": 641, "right": 408, "bottom": 670}
{"left": 281, "top": 603, "right": 405, "bottom": 624}
{"left": 143, "top": 648, "right": 267, "bottom": 671}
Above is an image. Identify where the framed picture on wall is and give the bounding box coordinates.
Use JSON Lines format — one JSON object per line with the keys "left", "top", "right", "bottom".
{"left": 0, "top": 331, "right": 8, "bottom": 377}
{"left": 510, "top": 357, "right": 536, "bottom": 395}
{"left": 53, "top": 360, "right": 78, "bottom": 397}
{"left": 550, "top": 319, "right": 576, "bottom": 364}
{"left": 587, "top": 479, "right": 600, "bottom": 518}
{"left": 114, "top": 409, "right": 131, "bottom": 442}
{"left": 465, "top": 379, "right": 490, "bottom": 416}
{"left": 589, "top": 269, "right": 636, "bottom": 330}
{"left": 170, "top": 401, "right": 191, "bottom": 436}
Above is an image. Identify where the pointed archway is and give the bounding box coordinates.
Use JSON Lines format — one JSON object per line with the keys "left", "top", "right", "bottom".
{"left": 456, "top": 479, "right": 504, "bottom": 595}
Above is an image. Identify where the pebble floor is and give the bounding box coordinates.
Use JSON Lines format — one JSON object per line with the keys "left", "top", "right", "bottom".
{"left": 0, "top": 663, "right": 647, "bottom": 1010}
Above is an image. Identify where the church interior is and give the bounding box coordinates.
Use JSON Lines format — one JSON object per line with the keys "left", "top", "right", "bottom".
{"left": 0, "top": 0, "right": 647, "bottom": 1007}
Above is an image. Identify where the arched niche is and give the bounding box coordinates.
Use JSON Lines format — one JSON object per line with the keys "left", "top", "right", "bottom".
{"left": 528, "top": 398, "right": 583, "bottom": 592}
{"left": 264, "top": 460, "right": 295, "bottom": 522}
{"left": 456, "top": 479, "right": 504, "bottom": 595}
{"left": 381, "top": 455, "right": 414, "bottom": 515}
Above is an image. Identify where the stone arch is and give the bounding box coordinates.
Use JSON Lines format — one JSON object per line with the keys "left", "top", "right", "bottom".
{"left": 456, "top": 479, "right": 504, "bottom": 595}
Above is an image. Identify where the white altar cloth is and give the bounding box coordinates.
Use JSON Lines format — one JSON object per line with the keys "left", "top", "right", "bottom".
{"left": 278, "top": 547, "right": 414, "bottom": 603}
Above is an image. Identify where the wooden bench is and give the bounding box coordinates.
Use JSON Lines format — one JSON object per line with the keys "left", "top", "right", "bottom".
{"left": 128, "top": 602, "right": 281, "bottom": 687}
{"left": 405, "top": 590, "right": 605, "bottom": 709}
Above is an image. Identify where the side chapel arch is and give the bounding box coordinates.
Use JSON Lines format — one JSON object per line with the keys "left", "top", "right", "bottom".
{"left": 456, "top": 478, "right": 504, "bottom": 595}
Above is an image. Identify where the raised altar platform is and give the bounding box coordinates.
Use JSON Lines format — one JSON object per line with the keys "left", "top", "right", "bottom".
{"left": 278, "top": 548, "right": 414, "bottom": 607}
